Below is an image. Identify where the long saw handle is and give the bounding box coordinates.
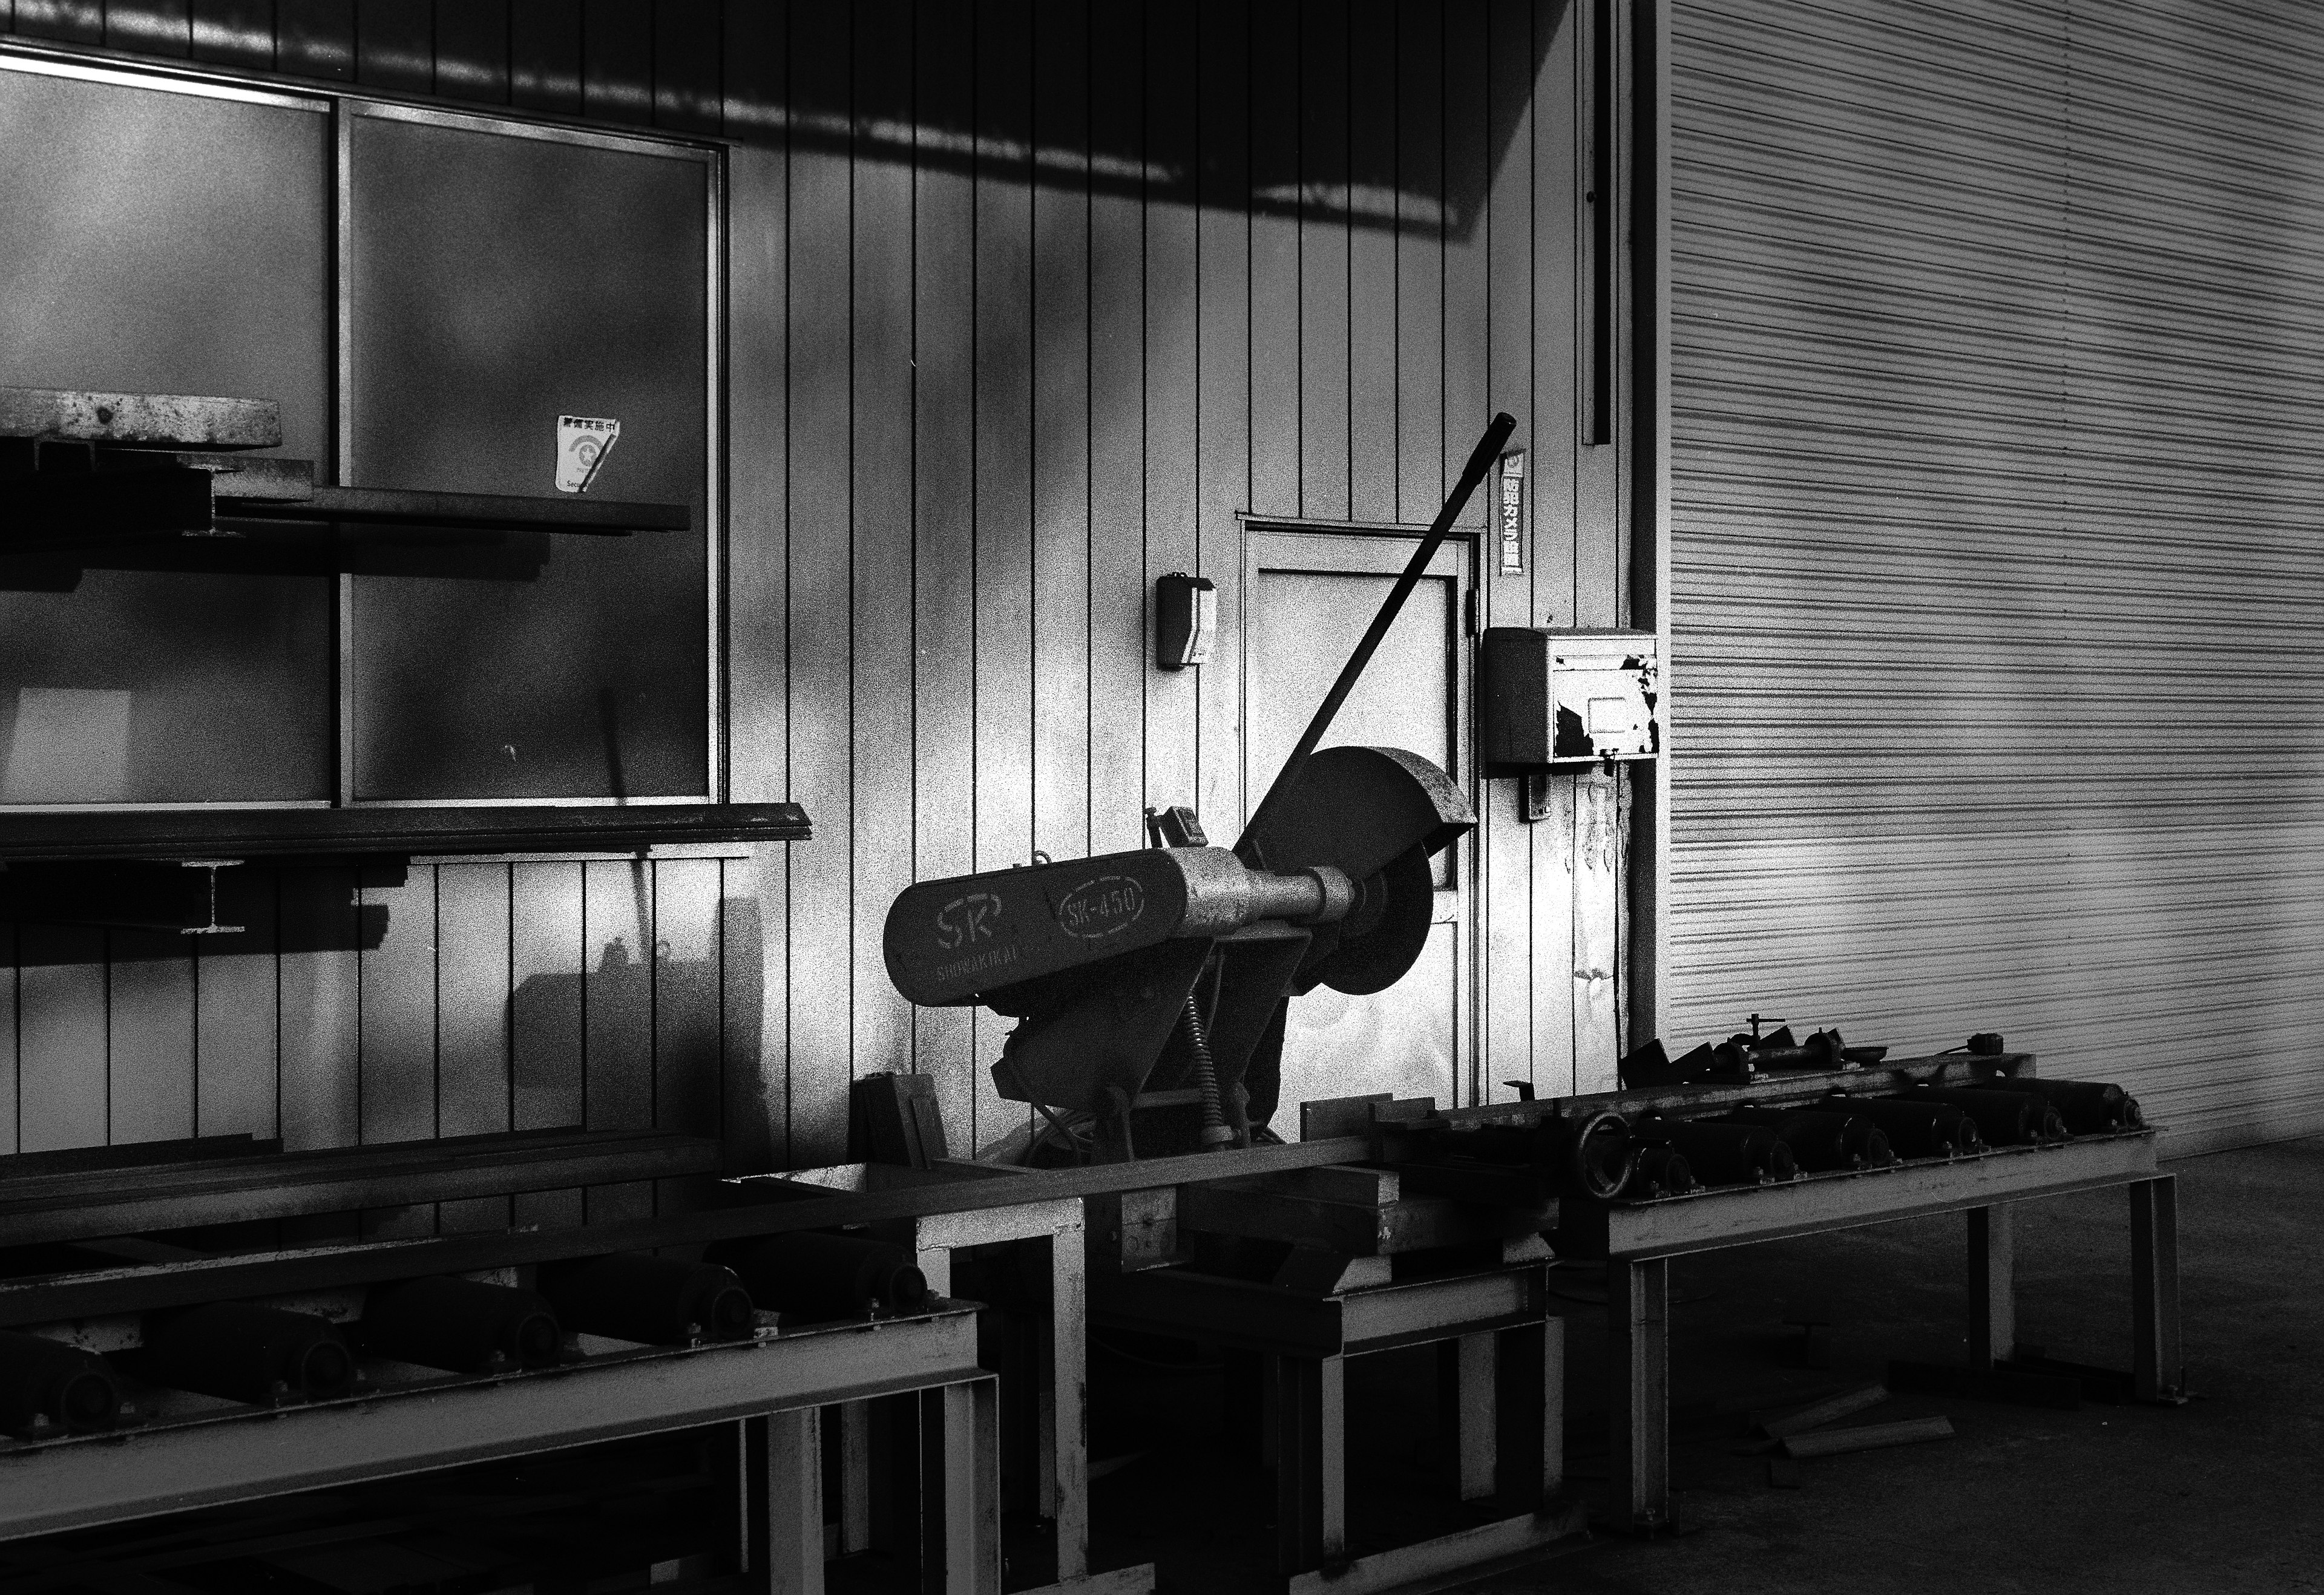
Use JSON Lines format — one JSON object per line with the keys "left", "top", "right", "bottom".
{"left": 1235, "top": 411, "right": 1519, "bottom": 863}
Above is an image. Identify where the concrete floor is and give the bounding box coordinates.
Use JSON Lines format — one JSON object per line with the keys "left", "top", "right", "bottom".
{"left": 1468, "top": 1135, "right": 2324, "bottom": 1595}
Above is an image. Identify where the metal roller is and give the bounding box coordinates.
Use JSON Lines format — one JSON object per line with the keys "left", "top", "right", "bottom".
{"left": 1974, "top": 1075, "right": 2142, "bottom": 1133}
{"left": 1661, "top": 1120, "right": 1799, "bottom": 1185}
{"left": 359, "top": 1276, "right": 562, "bottom": 1373}
{"left": 1831, "top": 1094, "right": 1983, "bottom": 1158}
{"left": 1723, "top": 1106, "right": 1894, "bottom": 1171}
{"left": 1906, "top": 1086, "right": 2067, "bottom": 1146}
{"left": 0, "top": 1329, "right": 120, "bottom": 1432}
{"left": 540, "top": 1253, "right": 756, "bottom": 1346}
{"left": 1416, "top": 1107, "right": 1636, "bottom": 1200}
{"left": 716, "top": 1232, "right": 930, "bottom": 1325}
{"left": 1626, "top": 1144, "right": 1698, "bottom": 1197}
{"left": 138, "top": 1302, "right": 355, "bottom": 1404}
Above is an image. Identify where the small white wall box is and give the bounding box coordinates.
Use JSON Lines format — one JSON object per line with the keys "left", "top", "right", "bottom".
{"left": 1480, "top": 627, "right": 1660, "bottom": 766}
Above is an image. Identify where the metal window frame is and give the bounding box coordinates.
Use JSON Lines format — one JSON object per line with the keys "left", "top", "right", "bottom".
{"left": 0, "top": 42, "right": 730, "bottom": 814}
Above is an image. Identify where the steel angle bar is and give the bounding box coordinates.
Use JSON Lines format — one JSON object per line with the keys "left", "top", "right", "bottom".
{"left": 1339, "top": 1269, "right": 1546, "bottom": 1355}
{"left": 1557, "top": 1133, "right": 2160, "bottom": 1261}
{"left": 0, "top": 1308, "right": 984, "bottom": 1542}
{"left": 224, "top": 483, "right": 689, "bottom": 534}
{"left": 0, "top": 1138, "right": 1376, "bottom": 1327}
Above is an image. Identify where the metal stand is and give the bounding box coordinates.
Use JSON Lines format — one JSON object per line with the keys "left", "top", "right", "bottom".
{"left": 748, "top": 1163, "right": 1152, "bottom": 1594}
{"left": 1560, "top": 1133, "right": 2185, "bottom": 1532}
{"left": 0, "top": 1307, "right": 1000, "bottom": 1594}
{"left": 1095, "top": 1260, "right": 1586, "bottom": 1593}
{"left": 1606, "top": 1257, "right": 1670, "bottom": 1533}
{"left": 1967, "top": 1204, "right": 2017, "bottom": 1368}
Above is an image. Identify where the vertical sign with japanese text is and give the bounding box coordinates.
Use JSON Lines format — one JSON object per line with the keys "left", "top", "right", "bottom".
{"left": 1497, "top": 450, "right": 1526, "bottom": 575}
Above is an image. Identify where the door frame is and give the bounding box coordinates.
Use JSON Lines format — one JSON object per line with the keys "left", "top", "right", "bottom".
{"left": 1239, "top": 519, "right": 1480, "bottom": 1107}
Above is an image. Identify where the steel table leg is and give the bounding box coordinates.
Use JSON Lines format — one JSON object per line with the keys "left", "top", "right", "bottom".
{"left": 1538, "top": 1315, "right": 1565, "bottom": 1500}
{"left": 1967, "top": 1204, "right": 2017, "bottom": 1369}
{"left": 1488, "top": 1317, "right": 1563, "bottom": 1505}
{"left": 1607, "top": 1256, "right": 1669, "bottom": 1531}
{"left": 922, "top": 1380, "right": 1001, "bottom": 1595}
{"left": 2130, "top": 1175, "right": 2183, "bottom": 1401}
{"left": 835, "top": 1401, "right": 873, "bottom": 1554}
{"left": 1452, "top": 1330, "right": 1497, "bottom": 1502}
{"left": 1274, "top": 1353, "right": 1347, "bottom": 1574}
{"left": 743, "top": 1408, "right": 825, "bottom": 1595}
{"left": 1046, "top": 1228, "right": 1089, "bottom": 1581}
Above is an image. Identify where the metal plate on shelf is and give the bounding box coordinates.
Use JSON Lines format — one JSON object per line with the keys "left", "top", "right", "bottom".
{"left": 0, "top": 387, "right": 281, "bottom": 450}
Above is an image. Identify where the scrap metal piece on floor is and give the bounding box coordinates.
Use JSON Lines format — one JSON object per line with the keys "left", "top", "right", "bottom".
{"left": 1779, "top": 1416, "right": 1954, "bottom": 1459}
{"left": 1756, "top": 1383, "right": 1889, "bottom": 1439}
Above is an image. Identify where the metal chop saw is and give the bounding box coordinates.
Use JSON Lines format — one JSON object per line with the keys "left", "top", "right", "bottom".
{"left": 884, "top": 415, "right": 1517, "bottom": 1161}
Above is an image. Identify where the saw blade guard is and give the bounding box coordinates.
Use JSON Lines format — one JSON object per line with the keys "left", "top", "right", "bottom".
{"left": 1241, "top": 744, "right": 1476, "bottom": 997}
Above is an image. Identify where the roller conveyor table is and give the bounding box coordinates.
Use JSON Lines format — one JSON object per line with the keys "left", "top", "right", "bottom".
{"left": 0, "top": 1303, "right": 999, "bottom": 1593}
{"left": 1553, "top": 1126, "right": 2179, "bottom": 1532}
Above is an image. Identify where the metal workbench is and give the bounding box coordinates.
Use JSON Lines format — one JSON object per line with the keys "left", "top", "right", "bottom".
{"left": 1554, "top": 1127, "right": 2179, "bottom": 1531}
{"left": 742, "top": 1161, "right": 1154, "bottom": 1595}
{"left": 1093, "top": 1257, "right": 1586, "bottom": 1594}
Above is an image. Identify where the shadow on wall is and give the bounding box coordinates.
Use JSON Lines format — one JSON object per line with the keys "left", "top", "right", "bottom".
{"left": 58, "top": 0, "right": 1566, "bottom": 246}
{"left": 505, "top": 889, "right": 768, "bottom": 1165}
{"left": 746, "top": 1, "right": 1566, "bottom": 243}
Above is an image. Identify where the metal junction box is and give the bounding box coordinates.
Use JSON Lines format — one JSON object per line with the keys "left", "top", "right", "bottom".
{"left": 1480, "top": 628, "right": 1660, "bottom": 767}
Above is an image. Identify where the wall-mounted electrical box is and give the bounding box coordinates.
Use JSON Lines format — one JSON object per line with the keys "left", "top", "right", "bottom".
{"left": 1480, "top": 627, "right": 1660, "bottom": 767}
{"left": 1154, "top": 572, "right": 1218, "bottom": 670}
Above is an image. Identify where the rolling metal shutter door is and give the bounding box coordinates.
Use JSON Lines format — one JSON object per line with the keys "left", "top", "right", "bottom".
{"left": 1665, "top": 0, "right": 2324, "bottom": 1153}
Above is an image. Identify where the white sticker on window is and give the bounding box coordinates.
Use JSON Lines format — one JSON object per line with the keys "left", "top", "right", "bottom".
{"left": 556, "top": 415, "right": 621, "bottom": 494}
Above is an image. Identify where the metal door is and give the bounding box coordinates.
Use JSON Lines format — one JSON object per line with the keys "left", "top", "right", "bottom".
{"left": 1242, "top": 526, "right": 1474, "bottom": 1123}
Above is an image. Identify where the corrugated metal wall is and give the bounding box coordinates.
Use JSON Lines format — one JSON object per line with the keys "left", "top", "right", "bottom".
{"left": 1668, "top": 0, "right": 2324, "bottom": 1152}
{"left": 2, "top": 1, "right": 1628, "bottom": 1179}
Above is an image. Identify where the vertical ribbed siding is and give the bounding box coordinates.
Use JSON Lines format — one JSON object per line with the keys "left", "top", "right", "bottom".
{"left": 1669, "top": 0, "right": 2324, "bottom": 1152}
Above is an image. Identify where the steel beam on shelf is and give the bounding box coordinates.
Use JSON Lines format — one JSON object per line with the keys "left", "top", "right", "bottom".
{"left": 0, "top": 1126, "right": 722, "bottom": 1250}
{"left": 0, "top": 801, "right": 813, "bottom": 864}
{"left": 222, "top": 482, "right": 689, "bottom": 533}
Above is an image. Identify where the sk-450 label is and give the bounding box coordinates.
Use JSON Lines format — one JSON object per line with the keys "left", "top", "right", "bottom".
{"left": 1054, "top": 875, "right": 1146, "bottom": 940}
